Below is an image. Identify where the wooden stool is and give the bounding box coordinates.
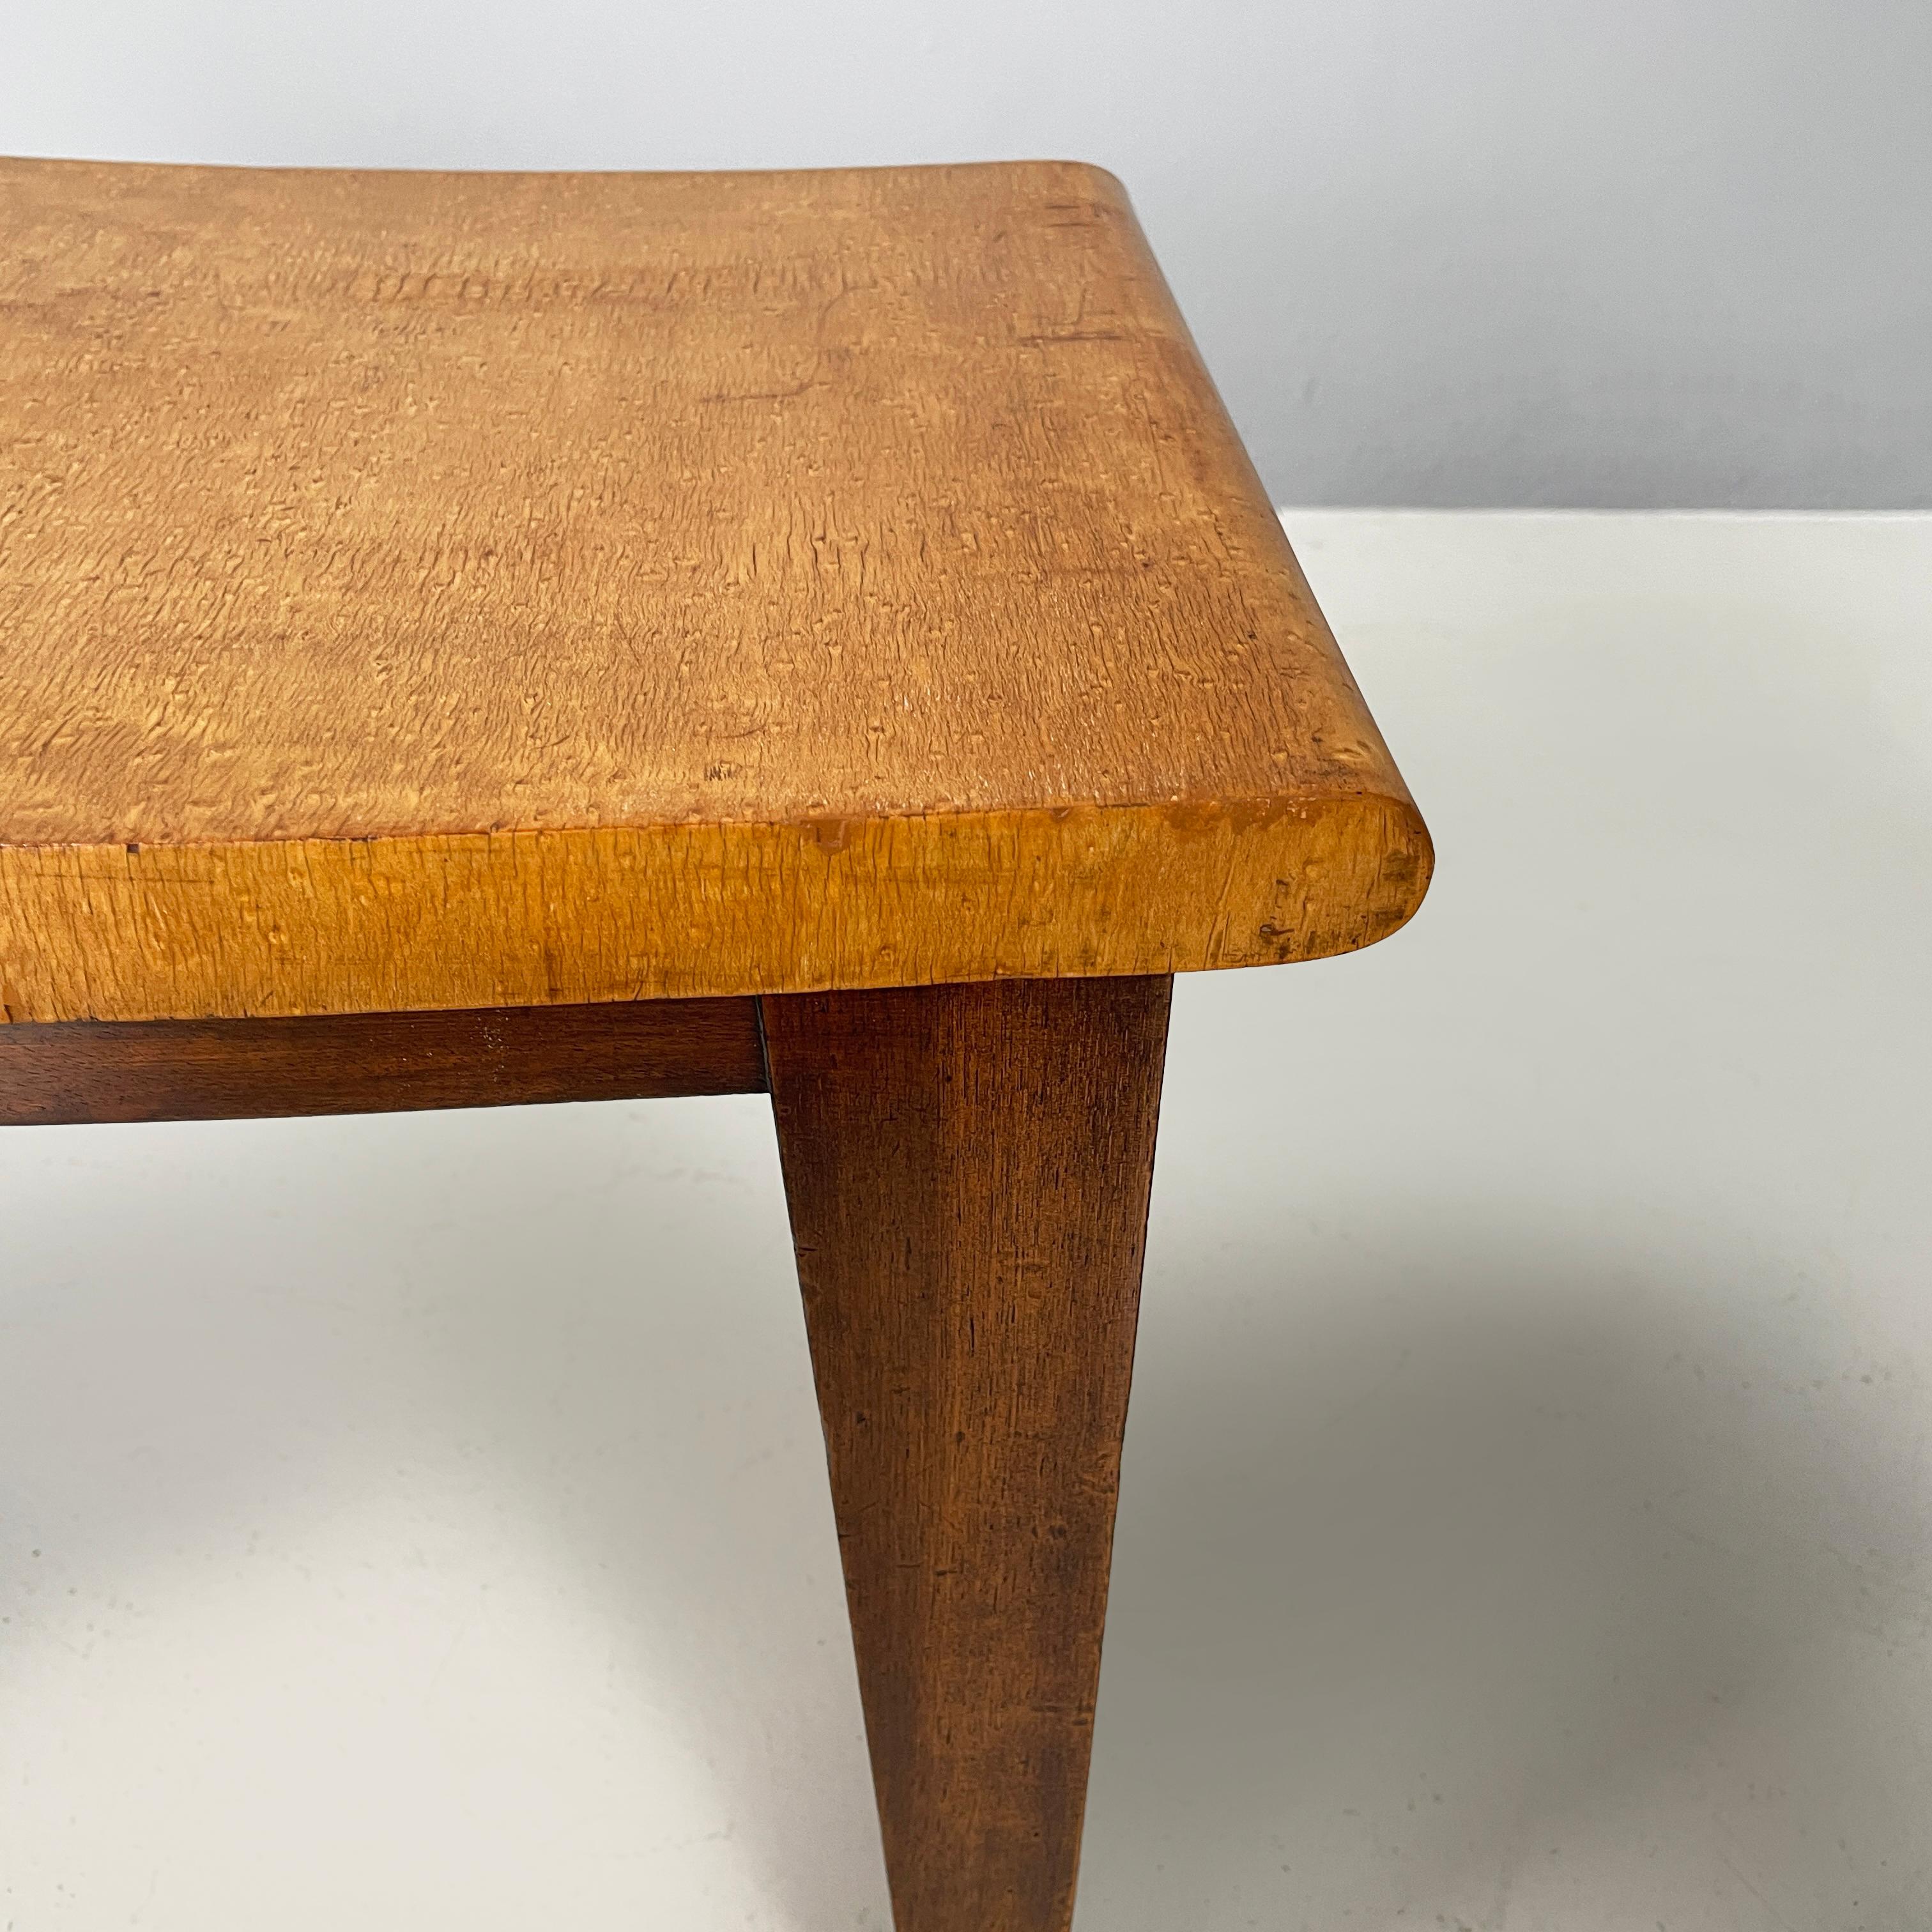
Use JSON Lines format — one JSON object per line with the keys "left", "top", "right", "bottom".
{"left": 0, "top": 157, "right": 1430, "bottom": 1929}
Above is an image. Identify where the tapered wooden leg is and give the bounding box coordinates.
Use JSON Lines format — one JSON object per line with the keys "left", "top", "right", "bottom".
{"left": 760, "top": 975, "right": 1171, "bottom": 1932}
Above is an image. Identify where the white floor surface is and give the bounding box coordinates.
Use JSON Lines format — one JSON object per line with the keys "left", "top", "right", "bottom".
{"left": 3, "top": 511, "right": 1929, "bottom": 1929}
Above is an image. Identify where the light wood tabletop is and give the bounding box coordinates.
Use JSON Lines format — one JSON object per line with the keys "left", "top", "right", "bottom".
{"left": 0, "top": 156, "right": 1426, "bottom": 1024}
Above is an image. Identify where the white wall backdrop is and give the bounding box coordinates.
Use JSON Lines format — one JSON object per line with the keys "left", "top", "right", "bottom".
{"left": 6, "top": 0, "right": 1928, "bottom": 508}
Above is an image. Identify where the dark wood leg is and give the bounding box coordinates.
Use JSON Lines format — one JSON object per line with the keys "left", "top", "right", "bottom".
{"left": 760, "top": 975, "right": 1171, "bottom": 1932}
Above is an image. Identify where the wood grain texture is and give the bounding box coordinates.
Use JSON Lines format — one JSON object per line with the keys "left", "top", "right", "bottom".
{"left": 0, "top": 996, "right": 763, "bottom": 1124}
{"left": 763, "top": 975, "right": 1170, "bottom": 1932}
{"left": 0, "top": 155, "right": 1429, "bottom": 1023}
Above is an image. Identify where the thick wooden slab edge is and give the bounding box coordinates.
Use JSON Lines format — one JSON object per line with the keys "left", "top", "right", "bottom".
{"left": 0, "top": 793, "right": 1429, "bottom": 1023}
{"left": 0, "top": 996, "right": 765, "bottom": 1124}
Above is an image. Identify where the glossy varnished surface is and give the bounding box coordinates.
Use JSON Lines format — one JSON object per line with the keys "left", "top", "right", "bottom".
{"left": 0, "top": 157, "right": 1427, "bottom": 1022}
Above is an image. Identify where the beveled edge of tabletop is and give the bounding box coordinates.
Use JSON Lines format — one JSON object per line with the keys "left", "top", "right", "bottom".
{"left": 0, "top": 787, "right": 1430, "bottom": 1024}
